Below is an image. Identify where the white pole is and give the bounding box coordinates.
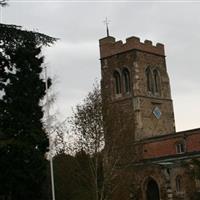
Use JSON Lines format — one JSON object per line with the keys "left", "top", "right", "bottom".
{"left": 45, "top": 66, "right": 56, "bottom": 200}
{"left": 0, "top": 6, "right": 2, "bottom": 23}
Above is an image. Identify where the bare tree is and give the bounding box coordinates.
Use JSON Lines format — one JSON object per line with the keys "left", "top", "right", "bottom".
{"left": 50, "top": 81, "right": 121, "bottom": 200}
{"left": 52, "top": 119, "right": 80, "bottom": 155}
{"left": 70, "top": 82, "right": 104, "bottom": 154}
{"left": 69, "top": 81, "right": 104, "bottom": 200}
{"left": 52, "top": 120, "right": 69, "bottom": 154}
{"left": 68, "top": 81, "right": 123, "bottom": 200}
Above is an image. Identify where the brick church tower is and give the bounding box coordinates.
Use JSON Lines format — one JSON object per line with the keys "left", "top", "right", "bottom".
{"left": 99, "top": 35, "right": 200, "bottom": 200}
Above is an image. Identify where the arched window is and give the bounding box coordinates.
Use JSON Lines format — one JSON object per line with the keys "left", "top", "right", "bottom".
{"left": 113, "top": 71, "right": 121, "bottom": 94}
{"left": 153, "top": 69, "right": 160, "bottom": 94}
{"left": 176, "top": 176, "right": 182, "bottom": 192}
{"left": 122, "top": 68, "right": 131, "bottom": 93}
{"left": 145, "top": 67, "right": 153, "bottom": 93}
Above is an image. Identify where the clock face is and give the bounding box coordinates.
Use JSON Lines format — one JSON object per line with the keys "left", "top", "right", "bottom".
{"left": 153, "top": 106, "right": 162, "bottom": 119}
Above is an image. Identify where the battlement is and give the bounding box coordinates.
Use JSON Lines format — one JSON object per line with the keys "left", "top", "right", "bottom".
{"left": 99, "top": 35, "right": 165, "bottom": 59}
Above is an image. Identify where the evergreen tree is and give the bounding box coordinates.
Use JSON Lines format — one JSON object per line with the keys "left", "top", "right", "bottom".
{"left": 0, "top": 0, "right": 8, "bottom": 7}
{"left": 53, "top": 151, "right": 103, "bottom": 200}
{"left": 0, "top": 24, "right": 56, "bottom": 200}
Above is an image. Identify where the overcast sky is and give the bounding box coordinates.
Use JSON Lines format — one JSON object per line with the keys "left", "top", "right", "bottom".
{"left": 2, "top": 0, "right": 200, "bottom": 131}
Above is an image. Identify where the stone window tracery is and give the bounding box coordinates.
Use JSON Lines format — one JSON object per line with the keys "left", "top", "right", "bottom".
{"left": 153, "top": 69, "right": 160, "bottom": 94}
{"left": 176, "top": 175, "right": 182, "bottom": 192}
{"left": 122, "top": 68, "right": 131, "bottom": 93}
{"left": 113, "top": 71, "right": 121, "bottom": 94}
{"left": 145, "top": 67, "right": 153, "bottom": 93}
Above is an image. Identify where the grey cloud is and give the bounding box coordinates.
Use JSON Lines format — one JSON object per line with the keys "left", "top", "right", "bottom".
{"left": 3, "top": 1, "right": 200, "bottom": 131}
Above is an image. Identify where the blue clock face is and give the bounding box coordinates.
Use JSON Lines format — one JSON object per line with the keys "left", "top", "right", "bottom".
{"left": 153, "top": 106, "right": 162, "bottom": 119}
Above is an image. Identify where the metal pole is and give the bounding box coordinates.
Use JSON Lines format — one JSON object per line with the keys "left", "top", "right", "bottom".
{"left": 0, "top": 0, "right": 9, "bottom": 23}
{"left": 45, "top": 66, "right": 56, "bottom": 200}
{"left": 0, "top": 6, "right": 2, "bottom": 23}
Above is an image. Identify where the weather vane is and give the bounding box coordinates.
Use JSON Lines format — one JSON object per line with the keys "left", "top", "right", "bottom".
{"left": 103, "top": 17, "right": 110, "bottom": 37}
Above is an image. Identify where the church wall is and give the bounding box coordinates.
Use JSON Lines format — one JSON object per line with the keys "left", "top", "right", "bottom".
{"left": 187, "top": 132, "right": 200, "bottom": 152}
{"left": 142, "top": 137, "right": 180, "bottom": 159}
{"left": 133, "top": 50, "right": 175, "bottom": 140}
{"left": 169, "top": 165, "right": 196, "bottom": 200}
{"left": 134, "top": 97, "right": 175, "bottom": 140}
{"left": 101, "top": 50, "right": 136, "bottom": 152}
{"left": 141, "top": 129, "right": 200, "bottom": 159}
{"left": 99, "top": 34, "right": 200, "bottom": 200}
{"left": 110, "top": 165, "right": 169, "bottom": 200}
{"left": 110, "top": 163, "right": 197, "bottom": 200}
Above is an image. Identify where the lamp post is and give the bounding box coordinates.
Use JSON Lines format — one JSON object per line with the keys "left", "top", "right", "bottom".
{"left": 44, "top": 66, "right": 56, "bottom": 200}
{"left": 0, "top": 0, "right": 8, "bottom": 23}
{"left": 0, "top": 3, "right": 3, "bottom": 23}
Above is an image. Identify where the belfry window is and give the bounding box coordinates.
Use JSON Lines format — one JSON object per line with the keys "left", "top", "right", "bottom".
{"left": 146, "top": 67, "right": 153, "bottom": 93}
{"left": 176, "top": 176, "right": 182, "bottom": 192}
{"left": 113, "top": 71, "right": 121, "bottom": 94}
{"left": 122, "top": 68, "right": 131, "bottom": 93}
{"left": 153, "top": 69, "right": 160, "bottom": 94}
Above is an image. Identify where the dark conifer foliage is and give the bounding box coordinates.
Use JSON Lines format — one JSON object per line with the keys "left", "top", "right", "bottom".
{"left": 0, "top": 0, "right": 8, "bottom": 7}
{"left": 0, "top": 24, "right": 56, "bottom": 200}
{"left": 53, "top": 151, "right": 104, "bottom": 200}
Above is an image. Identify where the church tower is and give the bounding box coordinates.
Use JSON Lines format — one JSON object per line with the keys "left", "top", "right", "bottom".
{"left": 99, "top": 35, "right": 175, "bottom": 155}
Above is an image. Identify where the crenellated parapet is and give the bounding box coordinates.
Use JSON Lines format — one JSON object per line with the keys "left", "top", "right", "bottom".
{"left": 99, "top": 35, "right": 165, "bottom": 59}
